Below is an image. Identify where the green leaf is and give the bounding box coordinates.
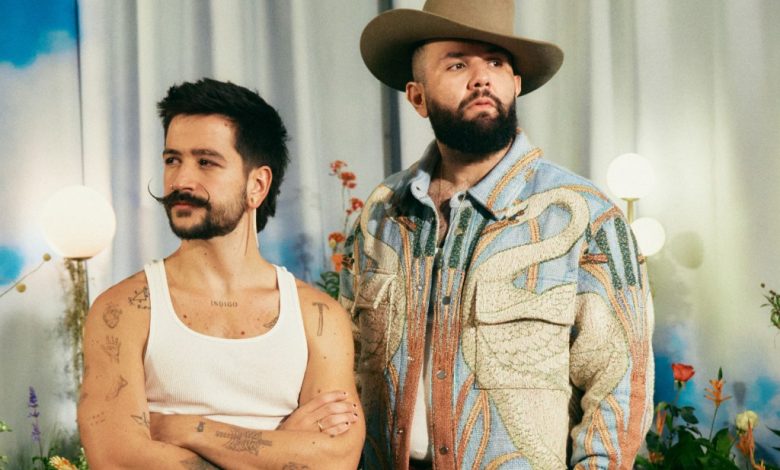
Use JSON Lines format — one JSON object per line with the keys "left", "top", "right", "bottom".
{"left": 768, "top": 426, "right": 780, "bottom": 437}
{"left": 680, "top": 407, "right": 699, "bottom": 424}
{"left": 718, "top": 367, "right": 723, "bottom": 380}
{"left": 646, "top": 431, "right": 662, "bottom": 451}
{"left": 316, "top": 271, "right": 340, "bottom": 299}
{"left": 711, "top": 427, "right": 732, "bottom": 456}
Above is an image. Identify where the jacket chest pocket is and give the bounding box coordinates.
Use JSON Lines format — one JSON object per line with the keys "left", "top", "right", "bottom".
{"left": 354, "top": 271, "right": 397, "bottom": 374}
{"left": 473, "top": 278, "right": 576, "bottom": 391}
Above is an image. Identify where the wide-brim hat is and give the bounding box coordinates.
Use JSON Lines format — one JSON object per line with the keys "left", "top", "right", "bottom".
{"left": 360, "top": 0, "right": 564, "bottom": 95}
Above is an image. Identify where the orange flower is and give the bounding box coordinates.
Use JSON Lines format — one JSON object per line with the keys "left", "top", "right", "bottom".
{"left": 49, "top": 456, "right": 78, "bottom": 470}
{"left": 330, "top": 160, "right": 347, "bottom": 174}
{"left": 331, "top": 253, "right": 344, "bottom": 272}
{"left": 649, "top": 451, "right": 664, "bottom": 464}
{"left": 654, "top": 407, "right": 666, "bottom": 436}
{"left": 339, "top": 171, "right": 357, "bottom": 188}
{"left": 671, "top": 363, "right": 695, "bottom": 383}
{"left": 736, "top": 423, "right": 755, "bottom": 459}
{"left": 328, "top": 232, "right": 346, "bottom": 248}
{"left": 347, "top": 197, "right": 364, "bottom": 214}
{"left": 704, "top": 378, "right": 732, "bottom": 406}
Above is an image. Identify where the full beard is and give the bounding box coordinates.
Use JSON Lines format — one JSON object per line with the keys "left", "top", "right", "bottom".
{"left": 160, "top": 188, "right": 248, "bottom": 240}
{"left": 427, "top": 90, "right": 518, "bottom": 163}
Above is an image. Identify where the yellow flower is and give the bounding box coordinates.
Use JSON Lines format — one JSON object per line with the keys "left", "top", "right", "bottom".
{"left": 736, "top": 410, "right": 760, "bottom": 433}
{"left": 49, "top": 456, "right": 78, "bottom": 470}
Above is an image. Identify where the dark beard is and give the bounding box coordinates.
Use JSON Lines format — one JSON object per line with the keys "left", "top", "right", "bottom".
{"left": 427, "top": 90, "right": 517, "bottom": 162}
{"left": 159, "top": 189, "right": 247, "bottom": 240}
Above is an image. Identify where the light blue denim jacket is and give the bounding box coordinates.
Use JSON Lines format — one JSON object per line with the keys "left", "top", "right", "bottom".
{"left": 340, "top": 132, "right": 654, "bottom": 469}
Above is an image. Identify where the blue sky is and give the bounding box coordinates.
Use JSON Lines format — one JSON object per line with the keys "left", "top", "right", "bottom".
{"left": 0, "top": 0, "right": 77, "bottom": 67}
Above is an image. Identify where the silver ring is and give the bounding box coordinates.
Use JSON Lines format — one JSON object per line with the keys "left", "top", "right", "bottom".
{"left": 317, "top": 420, "right": 323, "bottom": 432}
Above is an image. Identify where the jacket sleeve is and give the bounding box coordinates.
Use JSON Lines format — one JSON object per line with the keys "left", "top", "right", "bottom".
{"left": 339, "top": 222, "right": 363, "bottom": 379}
{"left": 569, "top": 213, "right": 655, "bottom": 469}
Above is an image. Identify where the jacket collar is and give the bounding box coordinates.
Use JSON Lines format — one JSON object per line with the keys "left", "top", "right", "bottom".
{"left": 402, "top": 130, "right": 542, "bottom": 220}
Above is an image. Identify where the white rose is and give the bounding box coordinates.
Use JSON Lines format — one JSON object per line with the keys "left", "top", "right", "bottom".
{"left": 736, "top": 410, "right": 759, "bottom": 432}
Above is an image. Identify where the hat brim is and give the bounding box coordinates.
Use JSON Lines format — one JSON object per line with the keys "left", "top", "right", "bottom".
{"left": 360, "top": 9, "right": 563, "bottom": 95}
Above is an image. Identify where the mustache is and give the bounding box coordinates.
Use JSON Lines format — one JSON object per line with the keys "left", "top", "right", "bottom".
{"left": 147, "top": 180, "right": 211, "bottom": 208}
{"left": 458, "top": 89, "right": 503, "bottom": 113}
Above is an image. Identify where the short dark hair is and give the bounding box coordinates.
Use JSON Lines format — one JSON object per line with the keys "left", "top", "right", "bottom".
{"left": 157, "top": 78, "right": 290, "bottom": 232}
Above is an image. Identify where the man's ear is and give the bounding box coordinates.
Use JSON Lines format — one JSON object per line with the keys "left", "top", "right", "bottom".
{"left": 514, "top": 74, "right": 522, "bottom": 97}
{"left": 247, "top": 165, "right": 272, "bottom": 210}
{"left": 406, "top": 81, "right": 429, "bottom": 118}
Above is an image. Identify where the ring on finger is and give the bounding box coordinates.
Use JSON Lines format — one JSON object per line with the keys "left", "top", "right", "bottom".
{"left": 317, "top": 420, "right": 324, "bottom": 432}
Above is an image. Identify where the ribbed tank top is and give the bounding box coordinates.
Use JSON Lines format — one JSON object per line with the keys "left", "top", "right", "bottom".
{"left": 143, "top": 259, "right": 307, "bottom": 430}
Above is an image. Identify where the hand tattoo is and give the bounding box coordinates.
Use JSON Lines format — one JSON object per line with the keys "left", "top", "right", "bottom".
{"left": 101, "top": 335, "right": 121, "bottom": 363}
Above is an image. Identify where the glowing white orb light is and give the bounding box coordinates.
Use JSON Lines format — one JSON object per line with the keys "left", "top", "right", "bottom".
{"left": 606, "top": 153, "right": 655, "bottom": 200}
{"left": 41, "top": 185, "right": 117, "bottom": 259}
{"left": 631, "top": 217, "right": 666, "bottom": 256}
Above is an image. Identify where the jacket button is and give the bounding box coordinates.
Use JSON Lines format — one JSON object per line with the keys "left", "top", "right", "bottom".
{"left": 439, "top": 446, "right": 449, "bottom": 455}
{"left": 396, "top": 428, "right": 404, "bottom": 435}
{"left": 436, "top": 370, "right": 447, "bottom": 380}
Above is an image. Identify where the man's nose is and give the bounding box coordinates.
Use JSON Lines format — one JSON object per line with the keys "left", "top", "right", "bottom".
{"left": 468, "top": 62, "right": 491, "bottom": 89}
{"left": 168, "top": 163, "right": 198, "bottom": 193}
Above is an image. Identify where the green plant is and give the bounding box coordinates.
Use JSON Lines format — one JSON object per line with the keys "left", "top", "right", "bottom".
{"left": 317, "top": 160, "right": 363, "bottom": 299}
{"left": 1, "top": 419, "right": 11, "bottom": 470}
{"left": 636, "top": 364, "right": 779, "bottom": 470}
{"left": 760, "top": 283, "right": 780, "bottom": 331}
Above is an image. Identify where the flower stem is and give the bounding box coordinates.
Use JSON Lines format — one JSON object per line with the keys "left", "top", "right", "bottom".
{"left": 708, "top": 403, "right": 720, "bottom": 440}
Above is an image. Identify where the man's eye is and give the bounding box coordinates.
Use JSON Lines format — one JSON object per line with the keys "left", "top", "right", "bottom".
{"left": 199, "top": 159, "right": 214, "bottom": 167}
{"left": 447, "top": 63, "right": 465, "bottom": 71}
{"left": 164, "top": 157, "right": 178, "bottom": 165}
{"left": 489, "top": 59, "right": 503, "bottom": 67}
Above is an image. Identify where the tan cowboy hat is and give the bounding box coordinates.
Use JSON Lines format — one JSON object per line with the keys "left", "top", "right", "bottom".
{"left": 360, "top": 0, "right": 563, "bottom": 95}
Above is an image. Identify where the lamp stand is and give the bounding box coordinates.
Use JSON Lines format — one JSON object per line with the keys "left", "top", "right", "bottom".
{"left": 64, "top": 258, "right": 89, "bottom": 396}
{"left": 623, "top": 198, "right": 638, "bottom": 223}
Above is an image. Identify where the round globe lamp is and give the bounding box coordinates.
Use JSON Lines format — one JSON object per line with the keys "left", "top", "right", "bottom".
{"left": 631, "top": 217, "right": 666, "bottom": 256}
{"left": 607, "top": 153, "right": 655, "bottom": 222}
{"left": 41, "top": 185, "right": 116, "bottom": 260}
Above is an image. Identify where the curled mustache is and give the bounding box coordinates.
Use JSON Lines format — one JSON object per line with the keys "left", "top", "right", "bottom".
{"left": 147, "top": 180, "right": 211, "bottom": 208}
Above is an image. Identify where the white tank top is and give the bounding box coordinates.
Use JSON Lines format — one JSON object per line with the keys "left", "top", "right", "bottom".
{"left": 143, "top": 259, "right": 307, "bottom": 430}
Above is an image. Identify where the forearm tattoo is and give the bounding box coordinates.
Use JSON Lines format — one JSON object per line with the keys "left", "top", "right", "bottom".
{"left": 313, "top": 302, "right": 328, "bottom": 336}
{"left": 215, "top": 430, "right": 272, "bottom": 455}
{"left": 282, "top": 463, "right": 311, "bottom": 470}
{"left": 105, "top": 375, "right": 128, "bottom": 401}
{"left": 130, "top": 412, "right": 150, "bottom": 428}
{"left": 179, "top": 457, "right": 220, "bottom": 470}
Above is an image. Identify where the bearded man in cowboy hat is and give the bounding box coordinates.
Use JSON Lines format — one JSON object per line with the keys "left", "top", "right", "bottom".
{"left": 340, "top": 1, "right": 654, "bottom": 469}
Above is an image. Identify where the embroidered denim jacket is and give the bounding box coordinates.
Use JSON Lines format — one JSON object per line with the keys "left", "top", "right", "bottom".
{"left": 340, "top": 132, "right": 654, "bottom": 469}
